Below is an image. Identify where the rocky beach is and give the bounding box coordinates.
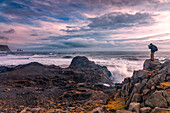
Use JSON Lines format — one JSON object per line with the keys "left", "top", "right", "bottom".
{"left": 0, "top": 56, "right": 169, "bottom": 113}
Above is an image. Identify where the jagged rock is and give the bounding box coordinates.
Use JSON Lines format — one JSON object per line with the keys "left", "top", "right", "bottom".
{"left": 151, "top": 107, "right": 170, "bottom": 113}
{"left": 145, "top": 91, "right": 168, "bottom": 108}
{"left": 90, "top": 106, "right": 107, "bottom": 113}
{"left": 140, "top": 107, "right": 151, "bottom": 113}
{"left": 133, "top": 83, "right": 142, "bottom": 94}
{"left": 143, "top": 59, "right": 161, "bottom": 71}
{"left": 142, "top": 88, "right": 150, "bottom": 95}
{"left": 123, "top": 77, "right": 131, "bottom": 84}
{"left": 145, "top": 79, "right": 156, "bottom": 89}
{"left": 116, "top": 110, "right": 133, "bottom": 113}
{"left": 141, "top": 79, "right": 148, "bottom": 87}
{"left": 162, "top": 60, "right": 170, "bottom": 68}
{"left": 69, "top": 56, "right": 111, "bottom": 77}
{"left": 128, "top": 102, "right": 140, "bottom": 113}
{"left": 131, "top": 93, "right": 142, "bottom": 102}
{"left": 152, "top": 73, "right": 166, "bottom": 85}
{"left": 132, "top": 70, "right": 149, "bottom": 81}
{"left": 68, "top": 56, "right": 113, "bottom": 85}
{"left": 162, "top": 90, "right": 170, "bottom": 105}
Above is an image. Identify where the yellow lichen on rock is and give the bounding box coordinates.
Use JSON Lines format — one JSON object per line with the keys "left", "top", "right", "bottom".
{"left": 104, "top": 98, "right": 126, "bottom": 111}
{"left": 160, "top": 82, "right": 170, "bottom": 90}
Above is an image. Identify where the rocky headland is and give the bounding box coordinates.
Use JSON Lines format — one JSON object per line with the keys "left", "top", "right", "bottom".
{"left": 0, "top": 45, "right": 11, "bottom": 51}
{"left": 0, "top": 56, "right": 169, "bottom": 113}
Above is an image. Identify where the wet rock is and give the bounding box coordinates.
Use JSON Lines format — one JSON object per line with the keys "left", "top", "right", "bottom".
{"left": 90, "top": 106, "right": 107, "bottom": 113}
{"left": 151, "top": 107, "right": 170, "bottom": 113}
{"left": 128, "top": 102, "right": 140, "bottom": 113}
{"left": 140, "top": 107, "right": 151, "bottom": 113}
{"left": 145, "top": 91, "right": 168, "bottom": 108}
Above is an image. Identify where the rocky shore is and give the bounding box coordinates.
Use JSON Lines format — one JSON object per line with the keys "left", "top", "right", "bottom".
{"left": 0, "top": 56, "right": 169, "bottom": 113}
{"left": 0, "top": 56, "right": 114, "bottom": 112}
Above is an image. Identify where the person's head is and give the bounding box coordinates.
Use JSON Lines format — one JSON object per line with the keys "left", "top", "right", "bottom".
{"left": 150, "top": 43, "right": 153, "bottom": 45}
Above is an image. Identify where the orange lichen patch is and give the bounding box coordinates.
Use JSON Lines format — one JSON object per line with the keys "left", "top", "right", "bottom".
{"left": 148, "top": 70, "right": 155, "bottom": 76}
{"left": 160, "top": 82, "right": 170, "bottom": 90}
{"left": 104, "top": 98, "right": 126, "bottom": 111}
{"left": 157, "top": 111, "right": 170, "bottom": 113}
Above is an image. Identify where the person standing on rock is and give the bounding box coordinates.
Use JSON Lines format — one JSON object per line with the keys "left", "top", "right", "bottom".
{"left": 148, "top": 43, "right": 158, "bottom": 61}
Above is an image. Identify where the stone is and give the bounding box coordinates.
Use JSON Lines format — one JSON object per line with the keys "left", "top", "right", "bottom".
{"left": 141, "top": 79, "right": 148, "bottom": 86}
{"left": 162, "top": 90, "right": 170, "bottom": 105}
{"left": 131, "top": 93, "right": 142, "bottom": 102}
{"left": 143, "top": 59, "right": 161, "bottom": 71}
{"left": 90, "top": 106, "right": 107, "bottom": 113}
{"left": 128, "top": 102, "right": 140, "bottom": 113}
{"left": 31, "top": 108, "right": 46, "bottom": 112}
{"left": 132, "top": 70, "right": 149, "bottom": 82}
{"left": 151, "top": 107, "right": 170, "bottom": 113}
{"left": 145, "top": 91, "right": 168, "bottom": 108}
{"left": 123, "top": 77, "right": 131, "bottom": 84}
{"left": 142, "top": 88, "right": 150, "bottom": 95}
{"left": 116, "top": 110, "right": 133, "bottom": 113}
{"left": 162, "top": 60, "right": 170, "bottom": 68}
{"left": 146, "top": 79, "right": 156, "bottom": 89}
{"left": 133, "top": 83, "right": 142, "bottom": 94}
{"left": 140, "top": 107, "right": 151, "bottom": 113}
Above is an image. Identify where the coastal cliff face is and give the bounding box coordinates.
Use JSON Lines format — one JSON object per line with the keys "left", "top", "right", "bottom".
{"left": 0, "top": 45, "right": 11, "bottom": 51}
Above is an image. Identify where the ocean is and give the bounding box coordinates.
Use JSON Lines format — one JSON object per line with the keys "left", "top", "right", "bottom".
{"left": 0, "top": 51, "right": 170, "bottom": 83}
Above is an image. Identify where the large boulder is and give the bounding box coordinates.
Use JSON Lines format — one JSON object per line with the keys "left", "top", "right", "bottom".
{"left": 143, "top": 59, "right": 161, "bottom": 71}
{"left": 145, "top": 91, "right": 168, "bottom": 108}
{"left": 69, "top": 56, "right": 113, "bottom": 85}
{"left": 151, "top": 107, "right": 170, "bottom": 113}
{"left": 140, "top": 107, "right": 151, "bottom": 113}
{"left": 69, "top": 56, "right": 111, "bottom": 77}
{"left": 128, "top": 102, "right": 140, "bottom": 113}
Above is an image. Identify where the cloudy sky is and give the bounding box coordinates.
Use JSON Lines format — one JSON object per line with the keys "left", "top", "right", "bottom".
{"left": 0, "top": 0, "right": 170, "bottom": 51}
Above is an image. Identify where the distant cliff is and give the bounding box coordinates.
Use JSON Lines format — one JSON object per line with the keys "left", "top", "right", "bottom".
{"left": 0, "top": 45, "right": 11, "bottom": 51}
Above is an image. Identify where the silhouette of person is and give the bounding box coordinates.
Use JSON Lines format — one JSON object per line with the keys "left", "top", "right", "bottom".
{"left": 148, "top": 43, "right": 158, "bottom": 61}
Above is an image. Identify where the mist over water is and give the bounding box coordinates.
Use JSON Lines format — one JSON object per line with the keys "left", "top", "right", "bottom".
{"left": 0, "top": 51, "right": 170, "bottom": 83}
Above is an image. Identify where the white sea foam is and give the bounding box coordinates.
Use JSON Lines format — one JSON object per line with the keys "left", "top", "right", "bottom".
{"left": 89, "top": 57, "right": 144, "bottom": 83}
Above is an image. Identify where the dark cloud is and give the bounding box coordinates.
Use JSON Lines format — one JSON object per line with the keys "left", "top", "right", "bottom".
{"left": 30, "top": 33, "right": 39, "bottom": 36}
{"left": 88, "top": 12, "right": 154, "bottom": 30}
{"left": 0, "top": 36, "right": 8, "bottom": 40}
{"left": 3, "top": 29, "right": 15, "bottom": 34}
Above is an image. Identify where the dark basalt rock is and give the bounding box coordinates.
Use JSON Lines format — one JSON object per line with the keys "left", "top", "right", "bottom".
{"left": 115, "top": 59, "right": 170, "bottom": 113}
{"left": 0, "top": 45, "right": 11, "bottom": 51}
{"left": 0, "top": 56, "right": 114, "bottom": 112}
{"left": 69, "top": 56, "right": 112, "bottom": 77}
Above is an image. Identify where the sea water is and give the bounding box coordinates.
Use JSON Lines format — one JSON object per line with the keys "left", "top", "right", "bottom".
{"left": 0, "top": 51, "right": 170, "bottom": 83}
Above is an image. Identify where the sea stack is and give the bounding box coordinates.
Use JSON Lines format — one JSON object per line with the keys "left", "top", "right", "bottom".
{"left": 0, "top": 45, "right": 11, "bottom": 51}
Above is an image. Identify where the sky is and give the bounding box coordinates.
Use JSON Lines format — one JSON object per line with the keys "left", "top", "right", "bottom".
{"left": 0, "top": 0, "right": 170, "bottom": 51}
